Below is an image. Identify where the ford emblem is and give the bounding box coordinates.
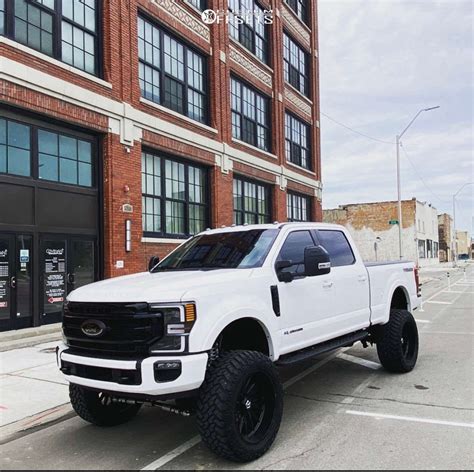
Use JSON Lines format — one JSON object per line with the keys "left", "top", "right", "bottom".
{"left": 81, "top": 320, "right": 106, "bottom": 337}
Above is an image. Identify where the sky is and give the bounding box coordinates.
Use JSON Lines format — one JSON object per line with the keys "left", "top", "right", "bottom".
{"left": 318, "top": 0, "right": 473, "bottom": 234}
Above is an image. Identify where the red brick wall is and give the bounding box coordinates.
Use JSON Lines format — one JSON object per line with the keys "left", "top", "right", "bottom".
{"left": 0, "top": 0, "right": 323, "bottom": 280}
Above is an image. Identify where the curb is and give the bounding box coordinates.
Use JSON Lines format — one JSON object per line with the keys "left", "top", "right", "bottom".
{"left": 0, "top": 323, "right": 62, "bottom": 352}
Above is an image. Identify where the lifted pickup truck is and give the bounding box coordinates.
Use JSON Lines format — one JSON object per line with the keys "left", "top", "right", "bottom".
{"left": 58, "top": 222, "right": 421, "bottom": 462}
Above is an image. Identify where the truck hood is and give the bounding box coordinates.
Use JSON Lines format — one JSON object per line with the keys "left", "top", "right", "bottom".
{"left": 67, "top": 269, "right": 253, "bottom": 303}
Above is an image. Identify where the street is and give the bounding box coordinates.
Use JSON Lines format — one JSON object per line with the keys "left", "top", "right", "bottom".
{"left": 1, "top": 266, "right": 473, "bottom": 470}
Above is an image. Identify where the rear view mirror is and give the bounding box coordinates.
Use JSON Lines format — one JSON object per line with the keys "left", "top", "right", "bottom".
{"left": 304, "top": 246, "right": 331, "bottom": 277}
{"left": 148, "top": 255, "right": 160, "bottom": 271}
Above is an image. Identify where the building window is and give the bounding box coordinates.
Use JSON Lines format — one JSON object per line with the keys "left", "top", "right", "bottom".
{"left": 285, "top": 113, "right": 311, "bottom": 170}
{"left": 141, "top": 151, "right": 208, "bottom": 237}
{"left": 286, "top": 0, "right": 309, "bottom": 25}
{"left": 284, "top": 33, "right": 309, "bottom": 96}
{"left": 418, "top": 239, "right": 426, "bottom": 259}
{"left": 0, "top": 118, "right": 31, "bottom": 177}
{"left": 38, "top": 130, "right": 93, "bottom": 186}
{"left": 287, "top": 191, "right": 311, "bottom": 222}
{"left": 187, "top": 0, "right": 206, "bottom": 10}
{"left": 1, "top": 0, "right": 99, "bottom": 75}
{"left": 138, "top": 16, "right": 208, "bottom": 124}
{"left": 233, "top": 177, "right": 271, "bottom": 225}
{"left": 0, "top": 116, "right": 95, "bottom": 186}
{"left": 231, "top": 77, "right": 270, "bottom": 151}
{"left": 228, "top": 0, "right": 269, "bottom": 64}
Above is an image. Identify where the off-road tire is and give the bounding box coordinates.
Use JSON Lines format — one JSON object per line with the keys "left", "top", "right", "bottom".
{"left": 69, "top": 384, "right": 142, "bottom": 426}
{"left": 377, "top": 309, "right": 419, "bottom": 373}
{"left": 197, "top": 350, "right": 283, "bottom": 462}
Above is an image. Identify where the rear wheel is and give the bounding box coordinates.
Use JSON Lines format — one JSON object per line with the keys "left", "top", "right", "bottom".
{"left": 376, "top": 309, "right": 419, "bottom": 373}
{"left": 69, "top": 384, "right": 142, "bottom": 426}
{"left": 197, "top": 350, "right": 283, "bottom": 462}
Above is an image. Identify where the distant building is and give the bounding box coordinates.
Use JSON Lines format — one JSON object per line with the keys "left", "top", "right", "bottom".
{"left": 438, "top": 213, "right": 454, "bottom": 262}
{"left": 455, "top": 231, "right": 471, "bottom": 259}
{"left": 323, "top": 198, "right": 439, "bottom": 267}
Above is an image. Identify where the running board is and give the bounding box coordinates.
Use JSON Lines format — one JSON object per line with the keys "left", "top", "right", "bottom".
{"left": 276, "top": 330, "right": 369, "bottom": 366}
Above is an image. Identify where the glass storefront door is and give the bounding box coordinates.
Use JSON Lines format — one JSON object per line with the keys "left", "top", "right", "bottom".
{"left": 40, "top": 236, "right": 97, "bottom": 325}
{"left": 0, "top": 234, "right": 33, "bottom": 331}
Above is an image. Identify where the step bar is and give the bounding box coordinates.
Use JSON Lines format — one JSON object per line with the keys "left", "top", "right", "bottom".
{"left": 276, "top": 330, "right": 369, "bottom": 366}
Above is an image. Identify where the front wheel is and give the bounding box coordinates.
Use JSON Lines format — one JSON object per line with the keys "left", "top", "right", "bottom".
{"left": 69, "top": 384, "right": 142, "bottom": 426}
{"left": 376, "top": 309, "right": 419, "bottom": 373}
{"left": 197, "top": 350, "right": 283, "bottom": 462}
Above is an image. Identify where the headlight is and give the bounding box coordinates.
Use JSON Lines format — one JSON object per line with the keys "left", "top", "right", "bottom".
{"left": 149, "top": 303, "right": 197, "bottom": 353}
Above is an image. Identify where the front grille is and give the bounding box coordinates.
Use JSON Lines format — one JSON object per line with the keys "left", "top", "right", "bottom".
{"left": 63, "top": 302, "right": 164, "bottom": 358}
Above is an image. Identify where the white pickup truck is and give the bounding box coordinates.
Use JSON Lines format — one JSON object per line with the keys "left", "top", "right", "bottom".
{"left": 58, "top": 222, "right": 421, "bottom": 462}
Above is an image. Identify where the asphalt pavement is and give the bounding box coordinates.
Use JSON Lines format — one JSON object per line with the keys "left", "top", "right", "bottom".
{"left": 1, "top": 266, "right": 473, "bottom": 470}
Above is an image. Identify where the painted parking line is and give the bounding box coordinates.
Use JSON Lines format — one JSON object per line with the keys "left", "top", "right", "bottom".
{"left": 337, "top": 353, "right": 380, "bottom": 370}
{"left": 345, "top": 410, "right": 474, "bottom": 429}
{"left": 415, "top": 319, "right": 431, "bottom": 324}
{"left": 140, "top": 350, "right": 347, "bottom": 470}
{"left": 425, "top": 300, "right": 452, "bottom": 305}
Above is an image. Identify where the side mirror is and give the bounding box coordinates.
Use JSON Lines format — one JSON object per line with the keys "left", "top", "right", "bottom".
{"left": 275, "top": 260, "right": 294, "bottom": 283}
{"left": 304, "top": 245, "right": 331, "bottom": 277}
{"left": 148, "top": 255, "right": 160, "bottom": 271}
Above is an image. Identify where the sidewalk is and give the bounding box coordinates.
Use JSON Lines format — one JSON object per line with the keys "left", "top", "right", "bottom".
{"left": 0, "top": 340, "right": 72, "bottom": 443}
{"left": 0, "top": 323, "right": 62, "bottom": 352}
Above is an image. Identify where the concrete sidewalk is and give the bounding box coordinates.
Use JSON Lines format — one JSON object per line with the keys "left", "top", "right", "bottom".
{"left": 0, "top": 340, "right": 72, "bottom": 443}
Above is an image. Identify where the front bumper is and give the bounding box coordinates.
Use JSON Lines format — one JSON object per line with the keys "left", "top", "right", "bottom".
{"left": 57, "top": 344, "right": 208, "bottom": 397}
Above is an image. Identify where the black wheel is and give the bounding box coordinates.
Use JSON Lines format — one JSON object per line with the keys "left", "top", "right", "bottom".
{"left": 69, "top": 384, "right": 142, "bottom": 427}
{"left": 197, "top": 350, "right": 283, "bottom": 462}
{"left": 377, "top": 309, "right": 419, "bottom": 373}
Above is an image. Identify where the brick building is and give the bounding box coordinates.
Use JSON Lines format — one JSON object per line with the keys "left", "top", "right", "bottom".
{"left": 323, "top": 199, "right": 439, "bottom": 267}
{"left": 0, "top": 0, "right": 322, "bottom": 331}
{"left": 437, "top": 213, "right": 453, "bottom": 262}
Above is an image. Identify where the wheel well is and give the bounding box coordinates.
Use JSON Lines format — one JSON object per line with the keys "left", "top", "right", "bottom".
{"left": 391, "top": 287, "right": 409, "bottom": 311}
{"left": 217, "top": 318, "right": 270, "bottom": 356}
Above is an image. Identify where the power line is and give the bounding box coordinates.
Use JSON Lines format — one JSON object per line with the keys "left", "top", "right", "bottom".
{"left": 400, "top": 143, "right": 449, "bottom": 204}
{"left": 320, "top": 112, "right": 395, "bottom": 145}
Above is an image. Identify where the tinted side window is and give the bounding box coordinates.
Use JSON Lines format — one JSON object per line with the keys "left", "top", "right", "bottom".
{"left": 277, "top": 230, "right": 315, "bottom": 275}
{"left": 318, "top": 230, "right": 355, "bottom": 267}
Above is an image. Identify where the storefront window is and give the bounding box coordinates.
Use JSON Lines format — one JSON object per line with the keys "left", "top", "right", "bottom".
{"left": 0, "top": 118, "right": 31, "bottom": 177}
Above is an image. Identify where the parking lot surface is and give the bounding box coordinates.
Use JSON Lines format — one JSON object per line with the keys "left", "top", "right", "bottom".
{"left": 1, "top": 267, "right": 473, "bottom": 470}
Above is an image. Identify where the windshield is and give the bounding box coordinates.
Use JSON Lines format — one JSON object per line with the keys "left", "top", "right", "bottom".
{"left": 151, "top": 229, "right": 279, "bottom": 272}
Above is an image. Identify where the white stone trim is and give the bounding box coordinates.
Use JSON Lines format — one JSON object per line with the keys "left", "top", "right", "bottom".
{"left": 151, "top": 0, "right": 210, "bottom": 42}
{"left": 0, "top": 36, "right": 113, "bottom": 89}
{"left": 141, "top": 237, "right": 188, "bottom": 244}
{"left": 284, "top": 86, "right": 313, "bottom": 119}
{"left": 229, "top": 44, "right": 273, "bottom": 88}
{"left": 140, "top": 98, "right": 218, "bottom": 134}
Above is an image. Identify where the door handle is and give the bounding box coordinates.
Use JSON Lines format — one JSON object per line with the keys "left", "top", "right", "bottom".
{"left": 322, "top": 281, "right": 333, "bottom": 289}
{"left": 358, "top": 276, "right": 367, "bottom": 282}
{"left": 67, "top": 273, "right": 75, "bottom": 285}
{"left": 10, "top": 276, "right": 16, "bottom": 289}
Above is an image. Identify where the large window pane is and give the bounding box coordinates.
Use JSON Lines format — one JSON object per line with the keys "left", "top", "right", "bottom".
{"left": 284, "top": 33, "right": 309, "bottom": 96}
{"left": 231, "top": 77, "right": 270, "bottom": 151}
{"left": 287, "top": 192, "right": 311, "bottom": 222}
{"left": 0, "top": 119, "right": 31, "bottom": 177}
{"left": 6, "top": 0, "right": 98, "bottom": 75}
{"left": 228, "top": 0, "right": 269, "bottom": 63}
{"left": 285, "top": 113, "right": 311, "bottom": 170}
{"left": 286, "top": 0, "right": 308, "bottom": 24}
{"left": 233, "top": 176, "right": 271, "bottom": 225}
{"left": 138, "top": 16, "right": 208, "bottom": 124}
{"left": 141, "top": 151, "right": 208, "bottom": 237}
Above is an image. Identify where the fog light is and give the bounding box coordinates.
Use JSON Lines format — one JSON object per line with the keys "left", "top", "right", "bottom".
{"left": 154, "top": 360, "right": 182, "bottom": 382}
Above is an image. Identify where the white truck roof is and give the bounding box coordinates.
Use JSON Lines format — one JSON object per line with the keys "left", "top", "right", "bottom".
{"left": 200, "top": 222, "right": 346, "bottom": 235}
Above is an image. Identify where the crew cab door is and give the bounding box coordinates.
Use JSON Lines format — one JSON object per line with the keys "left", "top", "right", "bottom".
{"left": 315, "top": 229, "right": 371, "bottom": 332}
{"left": 275, "top": 230, "right": 335, "bottom": 355}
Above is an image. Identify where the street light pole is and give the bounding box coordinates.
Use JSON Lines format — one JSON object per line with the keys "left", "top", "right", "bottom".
{"left": 452, "top": 182, "right": 473, "bottom": 266}
{"left": 396, "top": 106, "right": 440, "bottom": 259}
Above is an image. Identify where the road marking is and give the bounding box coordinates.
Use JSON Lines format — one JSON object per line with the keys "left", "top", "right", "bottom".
{"left": 444, "top": 290, "right": 474, "bottom": 294}
{"left": 415, "top": 319, "right": 431, "bottom": 324}
{"left": 337, "top": 353, "right": 380, "bottom": 370}
{"left": 141, "top": 350, "right": 346, "bottom": 470}
{"left": 425, "top": 300, "right": 452, "bottom": 305}
{"left": 345, "top": 410, "right": 474, "bottom": 429}
{"left": 141, "top": 436, "right": 201, "bottom": 470}
{"left": 422, "top": 331, "right": 474, "bottom": 336}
